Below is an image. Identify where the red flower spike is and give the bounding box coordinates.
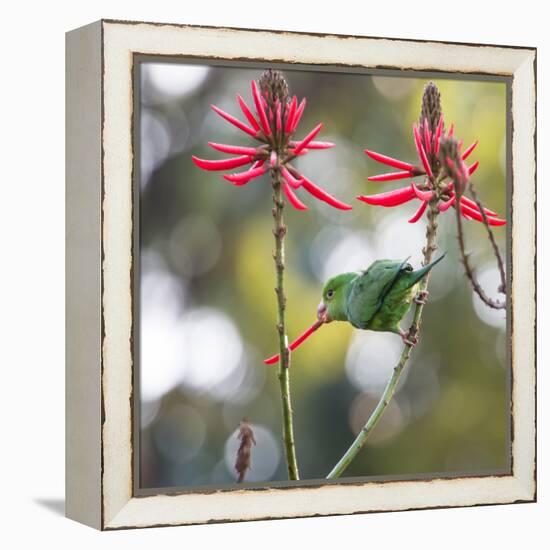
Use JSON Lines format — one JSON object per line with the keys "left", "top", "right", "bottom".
{"left": 290, "top": 98, "right": 307, "bottom": 133}
{"left": 434, "top": 116, "right": 444, "bottom": 155}
{"left": 251, "top": 80, "right": 271, "bottom": 136}
{"left": 285, "top": 96, "right": 298, "bottom": 133}
{"left": 423, "top": 119, "right": 432, "bottom": 153}
{"left": 368, "top": 171, "right": 416, "bottom": 182}
{"left": 210, "top": 104, "right": 258, "bottom": 138}
{"left": 468, "top": 161, "right": 479, "bottom": 175}
{"left": 413, "top": 124, "right": 433, "bottom": 177}
{"left": 192, "top": 155, "right": 253, "bottom": 171}
{"left": 412, "top": 182, "right": 434, "bottom": 202}
{"left": 439, "top": 195, "right": 456, "bottom": 212}
{"left": 408, "top": 200, "right": 428, "bottom": 223}
{"left": 281, "top": 165, "right": 303, "bottom": 189}
{"left": 282, "top": 181, "right": 308, "bottom": 210}
{"left": 357, "top": 186, "right": 416, "bottom": 207}
{"left": 364, "top": 149, "right": 416, "bottom": 171}
{"left": 462, "top": 140, "right": 478, "bottom": 160}
{"left": 224, "top": 164, "right": 268, "bottom": 183}
{"left": 264, "top": 320, "right": 323, "bottom": 365}
{"left": 236, "top": 95, "right": 261, "bottom": 132}
{"left": 301, "top": 177, "right": 353, "bottom": 210}
{"left": 208, "top": 142, "right": 259, "bottom": 156}
{"left": 292, "top": 123, "right": 324, "bottom": 155}
{"left": 459, "top": 200, "right": 506, "bottom": 225}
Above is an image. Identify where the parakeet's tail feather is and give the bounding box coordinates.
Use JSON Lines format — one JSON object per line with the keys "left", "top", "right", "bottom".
{"left": 409, "top": 253, "right": 446, "bottom": 286}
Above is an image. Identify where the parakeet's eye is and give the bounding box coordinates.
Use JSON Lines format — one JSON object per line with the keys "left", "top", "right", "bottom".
{"left": 326, "top": 289, "right": 334, "bottom": 299}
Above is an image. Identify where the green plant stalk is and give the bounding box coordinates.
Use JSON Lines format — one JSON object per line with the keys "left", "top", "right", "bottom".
{"left": 271, "top": 168, "right": 300, "bottom": 481}
{"left": 327, "top": 199, "right": 440, "bottom": 479}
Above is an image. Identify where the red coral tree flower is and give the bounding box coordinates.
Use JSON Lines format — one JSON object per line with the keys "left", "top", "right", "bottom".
{"left": 358, "top": 109, "right": 505, "bottom": 226}
{"left": 192, "top": 71, "right": 352, "bottom": 211}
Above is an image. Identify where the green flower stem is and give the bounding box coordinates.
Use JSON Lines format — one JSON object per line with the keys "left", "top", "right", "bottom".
{"left": 271, "top": 167, "right": 300, "bottom": 481}
{"left": 327, "top": 200, "right": 440, "bottom": 479}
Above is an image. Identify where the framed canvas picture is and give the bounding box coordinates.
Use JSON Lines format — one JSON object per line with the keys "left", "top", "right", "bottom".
{"left": 66, "top": 19, "right": 536, "bottom": 530}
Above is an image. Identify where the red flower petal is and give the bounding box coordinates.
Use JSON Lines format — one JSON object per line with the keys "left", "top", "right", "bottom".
{"left": 408, "top": 200, "right": 428, "bottom": 223}
{"left": 438, "top": 195, "right": 456, "bottom": 212}
{"left": 448, "top": 123, "right": 455, "bottom": 138}
{"left": 292, "top": 140, "right": 335, "bottom": 150}
{"left": 468, "top": 161, "right": 479, "bottom": 175}
{"left": 264, "top": 320, "right": 323, "bottom": 365}
{"left": 292, "top": 123, "right": 324, "bottom": 155}
{"left": 357, "top": 185, "right": 416, "bottom": 207}
{"left": 368, "top": 171, "right": 415, "bottom": 182}
{"left": 459, "top": 195, "right": 498, "bottom": 217}
{"left": 282, "top": 181, "right": 308, "bottom": 210}
{"left": 301, "top": 176, "right": 353, "bottom": 210}
{"left": 413, "top": 124, "right": 433, "bottom": 177}
{"left": 411, "top": 182, "right": 434, "bottom": 201}
{"left": 236, "top": 95, "right": 261, "bottom": 132}
{"left": 223, "top": 164, "right": 268, "bottom": 183}
{"left": 210, "top": 104, "right": 257, "bottom": 138}
{"left": 251, "top": 80, "right": 271, "bottom": 136}
{"left": 459, "top": 201, "right": 506, "bottom": 225}
{"left": 285, "top": 96, "right": 298, "bottom": 133}
{"left": 290, "top": 98, "right": 307, "bottom": 133}
{"left": 192, "top": 154, "right": 253, "bottom": 171}
{"left": 462, "top": 140, "right": 478, "bottom": 160}
{"left": 434, "top": 116, "right": 444, "bottom": 155}
{"left": 281, "top": 165, "right": 303, "bottom": 189}
{"left": 364, "top": 149, "right": 415, "bottom": 171}
{"left": 276, "top": 101, "right": 282, "bottom": 132}
{"left": 208, "top": 142, "right": 259, "bottom": 156}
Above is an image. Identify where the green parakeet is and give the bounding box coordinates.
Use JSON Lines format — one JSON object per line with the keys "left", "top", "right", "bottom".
{"left": 264, "top": 255, "right": 445, "bottom": 365}
{"left": 316, "top": 255, "right": 445, "bottom": 344}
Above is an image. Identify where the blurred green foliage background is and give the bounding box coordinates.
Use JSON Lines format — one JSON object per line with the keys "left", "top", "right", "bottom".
{"left": 138, "top": 62, "right": 509, "bottom": 489}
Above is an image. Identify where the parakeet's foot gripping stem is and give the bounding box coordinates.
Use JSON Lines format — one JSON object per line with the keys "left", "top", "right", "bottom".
{"left": 399, "top": 328, "right": 419, "bottom": 347}
{"left": 264, "top": 319, "right": 324, "bottom": 365}
{"left": 414, "top": 290, "right": 430, "bottom": 305}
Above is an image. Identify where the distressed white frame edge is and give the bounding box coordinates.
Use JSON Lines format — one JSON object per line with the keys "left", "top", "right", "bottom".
{"left": 67, "top": 19, "right": 536, "bottom": 530}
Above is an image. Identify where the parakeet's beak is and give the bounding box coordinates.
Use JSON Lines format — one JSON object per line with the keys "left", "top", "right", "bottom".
{"left": 317, "top": 301, "right": 331, "bottom": 323}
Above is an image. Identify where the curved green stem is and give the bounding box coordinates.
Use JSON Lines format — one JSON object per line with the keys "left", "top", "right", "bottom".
{"left": 271, "top": 168, "right": 300, "bottom": 480}
{"left": 327, "top": 200, "right": 440, "bottom": 479}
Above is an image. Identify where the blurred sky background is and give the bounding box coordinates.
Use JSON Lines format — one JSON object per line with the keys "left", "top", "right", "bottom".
{"left": 137, "top": 61, "right": 509, "bottom": 490}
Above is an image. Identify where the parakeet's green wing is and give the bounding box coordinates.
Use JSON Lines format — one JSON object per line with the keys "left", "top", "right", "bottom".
{"left": 345, "top": 259, "right": 410, "bottom": 329}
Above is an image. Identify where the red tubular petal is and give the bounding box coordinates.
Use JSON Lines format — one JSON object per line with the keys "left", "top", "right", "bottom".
{"left": 236, "top": 95, "right": 261, "bottom": 131}
{"left": 423, "top": 119, "right": 432, "bottom": 153}
{"left": 462, "top": 140, "right": 478, "bottom": 160}
{"left": 411, "top": 182, "right": 434, "bottom": 201}
{"left": 364, "top": 149, "right": 415, "bottom": 171}
{"left": 285, "top": 96, "right": 298, "bottom": 133}
{"left": 294, "top": 140, "right": 335, "bottom": 150}
{"left": 210, "top": 104, "right": 257, "bottom": 137}
{"left": 290, "top": 98, "right": 307, "bottom": 132}
{"left": 357, "top": 185, "right": 416, "bottom": 207}
{"left": 251, "top": 80, "right": 272, "bottom": 136}
{"left": 448, "top": 123, "right": 455, "bottom": 138}
{"left": 281, "top": 165, "right": 303, "bottom": 189}
{"left": 413, "top": 124, "right": 433, "bottom": 177}
{"left": 276, "top": 101, "right": 282, "bottom": 131}
{"left": 208, "top": 142, "right": 259, "bottom": 156}
{"left": 468, "top": 161, "right": 480, "bottom": 175}
{"left": 408, "top": 200, "right": 428, "bottom": 223}
{"left": 459, "top": 201, "right": 506, "bottom": 225}
{"left": 192, "top": 155, "right": 253, "bottom": 171}
{"left": 439, "top": 195, "right": 456, "bottom": 212}
{"left": 282, "top": 181, "right": 308, "bottom": 210}
{"left": 292, "top": 123, "right": 324, "bottom": 155}
{"left": 264, "top": 320, "right": 323, "bottom": 365}
{"left": 223, "top": 164, "right": 268, "bottom": 183}
{"left": 459, "top": 195, "right": 498, "bottom": 217}
{"left": 434, "top": 116, "right": 444, "bottom": 155}
{"left": 301, "top": 176, "right": 353, "bottom": 210}
{"left": 368, "top": 171, "right": 415, "bottom": 182}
